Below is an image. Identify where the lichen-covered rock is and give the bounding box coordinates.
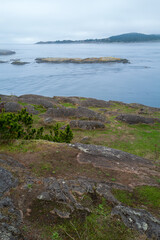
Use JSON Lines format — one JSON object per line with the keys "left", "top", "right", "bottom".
{"left": 0, "top": 198, "right": 22, "bottom": 240}
{"left": 36, "top": 57, "right": 129, "bottom": 64}
{"left": 54, "top": 96, "right": 112, "bottom": 108}
{"left": 46, "top": 107, "right": 106, "bottom": 122}
{"left": 0, "top": 168, "right": 18, "bottom": 197}
{"left": 70, "top": 120, "right": 105, "bottom": 129}
{"left": 4, "top": 102, "right": 22, "bottom": 113}
{"left": 18, "top": 94, "right": 57, "bottom": 108}
{"left": 112, "top": 205, "right": 160, "bottom": 239}
{"left": 116, "top": 114, "right": 160, "bottom": 124}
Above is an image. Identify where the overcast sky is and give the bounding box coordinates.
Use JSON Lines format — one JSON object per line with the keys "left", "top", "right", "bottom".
{"left": 0, "top": 0, "right": 160, "bottom": 43}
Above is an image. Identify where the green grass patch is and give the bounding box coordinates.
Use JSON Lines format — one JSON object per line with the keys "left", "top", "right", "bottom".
{"left": 112, "top": 186, "right": 160, "bottom": 214}
{"left": 60, "top": 102, "right": 76, "bottom": 108}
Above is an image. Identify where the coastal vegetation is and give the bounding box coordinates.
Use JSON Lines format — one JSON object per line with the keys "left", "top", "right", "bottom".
{"left": 0, "top": 94, "right": 159, "bottom": 240}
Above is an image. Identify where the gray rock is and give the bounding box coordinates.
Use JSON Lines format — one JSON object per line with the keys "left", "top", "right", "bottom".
{"left": 46, "top": 107, "right": 106, "bottom": 122}
{"left": 71, "top": 143, "right": 152, "bottom": 167}
{"left": 24, "top": 105, "right": 39, "bottom": 115}
{"left": 11, "top": 61, "right": 29, "bottom": 65}
{"left": 0, "top": 168, "right": 18, "bottom": 197}
{"left": 18, "top": 94, "right": 57, "bottom": 108}
{"left": 112, "top": 205, "right": 160, "bottom": 239}
{"left": 4, "top": 102, "right": 22, "bottom": 112}
{"left": 54, "top": 96, "right": 112, "bottom": 108}
{"left": 116, "top": 114, "right": 160, "bottom": 124}
{"left": 0, "top": 154, "right": 24, "bottom": 168}
{"left": 0, "top": 50, "right": 15, "bottom": 56}
{"left": 0, "top": 60, "right": 7, "bottom": 63}
{"left": 0, "top": 198, "right": 22, "bottom": 240}
{"left": 70, "top": 120, "right": 105, "bottom": 129}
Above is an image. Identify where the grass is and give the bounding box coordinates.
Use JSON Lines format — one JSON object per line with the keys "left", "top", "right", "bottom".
{"left": 112, "top": 186, "right": 160, "bottom": 215}
{"left": 60, "top": 102, "right": 76, "bottom": 108}
{"left": 25, "top": 197, "right": 137, "bottom": 240}
{"left": 18, "top": 101, "right": 47, "bottom": 114}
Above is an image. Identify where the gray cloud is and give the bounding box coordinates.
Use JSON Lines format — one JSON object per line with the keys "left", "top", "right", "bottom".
{"left": 0, "top": 0, "right": 160, "bottom": 43}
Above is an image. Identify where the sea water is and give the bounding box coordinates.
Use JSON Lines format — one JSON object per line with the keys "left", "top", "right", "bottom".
{"left": 0, "top": 42, "right": 160, "bottom": 107}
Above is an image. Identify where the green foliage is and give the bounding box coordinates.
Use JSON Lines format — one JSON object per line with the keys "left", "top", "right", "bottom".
{"left": 0, "top": 109, "right": 73, "bottom": 143}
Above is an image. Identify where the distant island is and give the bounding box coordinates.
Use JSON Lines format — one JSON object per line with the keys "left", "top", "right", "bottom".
{"left": 36, "top": 32, "right": 160, "bottom": 44}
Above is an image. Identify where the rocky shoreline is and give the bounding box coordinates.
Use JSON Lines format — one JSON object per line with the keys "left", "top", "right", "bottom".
{"left": 0, "top": 94, "right": 160, "bottom": 239}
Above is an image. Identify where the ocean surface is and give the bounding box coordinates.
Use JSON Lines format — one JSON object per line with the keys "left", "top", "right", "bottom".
{"left": 0, "top": 42, "right": 160, "bottom": 108}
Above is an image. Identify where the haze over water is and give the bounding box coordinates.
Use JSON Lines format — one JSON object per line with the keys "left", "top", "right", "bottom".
{"left": 0, "top": 42, "right": 160, "bottom": 108}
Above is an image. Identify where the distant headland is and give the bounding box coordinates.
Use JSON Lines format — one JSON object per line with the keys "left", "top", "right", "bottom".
{"left": 36, "top": 32, "right": 160, "bottom": 44}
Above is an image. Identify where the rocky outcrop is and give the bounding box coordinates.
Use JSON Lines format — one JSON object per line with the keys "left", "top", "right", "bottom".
{"left": 112, "top": 205, "right": 160, "bottom": 239}
{"left": 70, "top": 120, "right": 105, "bottom": 129}
{"left": 36, "top": 57, "right": 129, "bottom": 64}
{"left": 11, "top": 60, "right": 29, "bottom": 65}
{"left": 0, "top": 168, "right": 18, "bottom": 197}
{"left": 0, "top": 60, "right": 7, "bottom": 63}
{"left": 54, "top": 96, "right": 112, "bottom": 108}
{"left": 46, "top": 107, "right": 106, "bottom": 122}
{"left": 4, "top": 102, "right": 22, "bottom": 113}
{"left": 0, "top": 50, "right": 15, "bottom": 55}
{"left": 116, "top": 114, "right": 160, "bottom": 124}
{"left": 18, "top": 94, "right": 58, "bottom": 108}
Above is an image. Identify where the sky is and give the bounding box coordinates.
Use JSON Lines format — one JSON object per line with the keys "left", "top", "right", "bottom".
{"left": 0, "top": 0, "right": 160, "bottom": 43}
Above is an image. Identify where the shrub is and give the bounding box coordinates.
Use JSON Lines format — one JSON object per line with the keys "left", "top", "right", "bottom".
{"left": 0, "top": 108, "right": 73, "bottom": 143}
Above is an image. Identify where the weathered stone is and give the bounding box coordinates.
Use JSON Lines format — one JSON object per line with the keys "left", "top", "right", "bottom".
{"left": 4, "top": 102, "right": 22, "bottom": 112}
{"left": 0, "top": 198, "right": 22, "bottom": 240}
{"left": 112, "top": 205, "right": 160, "bottom": 239}
{"left": 0, "top": 168, "right": 18, "bottom": 197}
{"left": 116, "top": 114, "right": 160, "bottom": 124}
{"left": 46, "top": 107, "right": 106, "bottom": 122}
{"left": 18, "top": 94, "right": 57, "bottom": 108}
{"left": 54, "top": 96, "right": 112, "bottom": 108}
{"left": 70, "top": 120, "right": 105, "bottom": 129}
{"left": 0, "top": 154, "right": 24, "bottom": 168}
{"left": 71, "top": 143, "right": 152, "bottom": 167}
{"left": 11, "top": 61, "right": 29, "bottom": 65}
{"left": 24, "top": 105, "right": 39, "bottom": 115}
{"left": 36, "top": 57, "right": 129, "bottom": 64}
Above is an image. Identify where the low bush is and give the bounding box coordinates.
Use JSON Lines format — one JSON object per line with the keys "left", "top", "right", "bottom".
{"left": 0, "top": 108, "right": 73, "bottom": 143}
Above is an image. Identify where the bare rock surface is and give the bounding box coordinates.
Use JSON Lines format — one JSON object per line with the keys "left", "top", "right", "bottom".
{"left": 18, "top": 94, "right": 58, "bottom": 108}
{"left": 112, "top": 205, "right": 160, "bottom": 239}
{"left": 36, "top": 57, "right": 129, "bottom": 64}
{"left": 116, "top": 114, "right": 160, "bottom": 124}
{"left": 54, "top": 96, "right": 112, "bottom": 108}
{"left": 11, "top": 60, "right": 29, "bottom": 65}
{"left": 0, "top": 167, "right": 18, "bottom": 197}
{"left": 4, "top": 102, "right": 22, "bottom": 113}
{"left": 70, "top": 143, "right": 160, "bottom": 187}
{"left": 70, "top": 120, "right": 105, "bottom": 129}
{"left": 46, "top": 106, "right": 106, "bottom": 122}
